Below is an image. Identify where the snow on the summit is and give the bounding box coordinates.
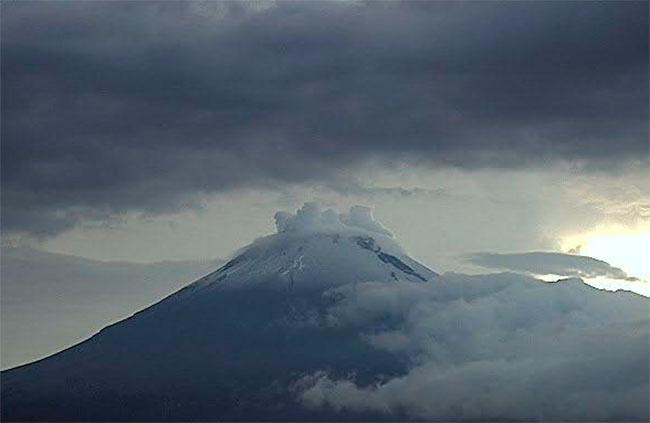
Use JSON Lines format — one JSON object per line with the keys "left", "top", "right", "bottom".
{"left": 190, "top": 202, "right": 435, "bottom": 291}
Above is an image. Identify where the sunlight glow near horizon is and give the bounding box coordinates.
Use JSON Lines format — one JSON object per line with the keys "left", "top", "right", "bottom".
{"left": 562, "top": 224, "right": 650, "bottom": 281}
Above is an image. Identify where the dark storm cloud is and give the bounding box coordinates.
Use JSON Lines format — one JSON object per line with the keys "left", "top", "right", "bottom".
{"left": 2, "top": 1, "right": 648, "bottom": 235}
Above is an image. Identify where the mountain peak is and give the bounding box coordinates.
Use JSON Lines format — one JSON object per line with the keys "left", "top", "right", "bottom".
{"left": 191, "top": 203, "right": 435, "bottom": 291}
{"left": 0, "top": 202, "right": 438, "bottom": 421}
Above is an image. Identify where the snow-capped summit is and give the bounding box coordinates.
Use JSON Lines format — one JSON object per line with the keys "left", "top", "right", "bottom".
{"left": 191, "top": 203, "right": 436, "bottom": 291}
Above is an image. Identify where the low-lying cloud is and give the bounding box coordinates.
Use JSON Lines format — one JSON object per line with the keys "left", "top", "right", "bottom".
{"left": 298, "top": 273, "right": 649, "bottom": 420}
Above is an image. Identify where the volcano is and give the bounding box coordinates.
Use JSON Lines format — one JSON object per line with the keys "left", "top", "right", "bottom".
{"left": 4, "top": 203, "right": 647, "bottom": 422}
{"left": 1, "top": 203, "right": 438, "bottom": 421}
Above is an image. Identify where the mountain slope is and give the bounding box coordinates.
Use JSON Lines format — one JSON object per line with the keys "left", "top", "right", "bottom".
{"left": 1, "top": 204, "right": 436, "bottom": 421}
{"left": 1, "top": 246, "right": 222, "bottom": 369}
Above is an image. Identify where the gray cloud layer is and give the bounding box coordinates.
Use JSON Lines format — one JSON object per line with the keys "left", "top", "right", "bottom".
{"left": 468, "top": 251, "right": 635, "bottom": 280}
{"left": 3, "top": 1, "right": 648, "bottom": 235}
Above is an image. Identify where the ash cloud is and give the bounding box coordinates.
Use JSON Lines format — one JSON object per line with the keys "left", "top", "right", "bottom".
{"left": 274, "top": 203, "right": 392, "bottom": 237}
{"left": 2, "top": 1, "right": 648, "bottom": 235}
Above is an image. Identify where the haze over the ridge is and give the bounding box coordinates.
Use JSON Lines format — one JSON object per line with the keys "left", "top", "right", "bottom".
{"left": 0, "top": 246, "right": 222, "bottom": 369}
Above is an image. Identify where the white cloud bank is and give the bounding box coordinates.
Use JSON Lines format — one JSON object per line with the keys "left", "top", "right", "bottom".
{"left": 298, "top": 273, "right": 649, "bottom": 421}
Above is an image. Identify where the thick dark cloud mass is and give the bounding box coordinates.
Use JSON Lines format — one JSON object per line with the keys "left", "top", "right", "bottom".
{"left": 2, "top": 1, "right": 648, "bottom": 235}
{"left": 468, "top": 251, "right": 634, "bottom": 280}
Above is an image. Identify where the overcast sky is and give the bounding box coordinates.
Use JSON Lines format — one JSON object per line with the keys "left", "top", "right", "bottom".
{"left": 2, "top": 1, "right": 648, "bottom": 271}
